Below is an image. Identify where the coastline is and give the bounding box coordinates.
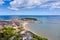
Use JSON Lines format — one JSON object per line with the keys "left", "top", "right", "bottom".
{"left": 23, "top": 22, "right": 48, "bottom": 39}
{"left": 0, "top": 19, "right": 48, "bottom": 40}
{"left": 23, "top": 24, "right": 43, "bottom": 37}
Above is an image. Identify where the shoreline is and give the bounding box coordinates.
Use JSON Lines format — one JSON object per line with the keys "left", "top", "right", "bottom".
{"left": 23, "top": 25, "right": 48, "bottom": 38}
{"left": 23, "top": 25, "right": 41, "bottom": 37}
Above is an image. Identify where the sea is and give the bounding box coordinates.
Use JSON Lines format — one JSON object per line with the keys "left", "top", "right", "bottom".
{"left": 0, "top": 15, "right": 60, "bottom": 40}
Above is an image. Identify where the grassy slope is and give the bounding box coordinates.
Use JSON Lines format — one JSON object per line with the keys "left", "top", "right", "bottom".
{"left": 0, "top": 26, "right": 48, "bottom": 40}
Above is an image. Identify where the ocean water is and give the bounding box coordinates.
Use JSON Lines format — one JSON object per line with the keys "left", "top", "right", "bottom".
{"left": 0, "top": 15, "right": 60, "bottom": 40}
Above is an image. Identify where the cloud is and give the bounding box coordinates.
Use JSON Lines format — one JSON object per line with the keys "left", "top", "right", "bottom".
{"left": 40, "top": 0, "right": 60, "bottom": 9}
{"left": 0, "top": 0, "right": 4, "bottom": 5}
{"left": 9, "top": 0, "right": 60, "bottom": 10}
{"left": 51, "top": 1, "right": 60, "bottom": 9}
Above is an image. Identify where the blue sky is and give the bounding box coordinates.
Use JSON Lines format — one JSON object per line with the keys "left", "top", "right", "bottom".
{"left": 0, "top": 0, "right": 60, "bottom": 15}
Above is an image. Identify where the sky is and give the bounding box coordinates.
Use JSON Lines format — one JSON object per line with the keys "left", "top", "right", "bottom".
{"left": 0, "top": 0, "right": 60, "bottom": 15}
